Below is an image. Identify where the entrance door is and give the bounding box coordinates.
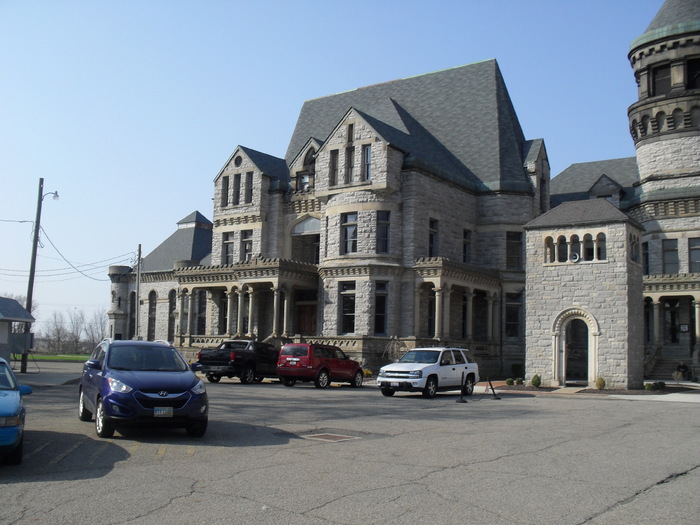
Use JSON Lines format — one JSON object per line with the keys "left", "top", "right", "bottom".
{"left": 297, "top": 305, "right": 317, "bottom": 335}
{"left": 565, "top": 319, "right": 589, "bottom": 383}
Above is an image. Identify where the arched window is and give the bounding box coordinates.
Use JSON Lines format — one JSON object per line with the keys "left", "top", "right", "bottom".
{"left": 167, "top": 290, "right": 177, "bottom": 343}
{"left": 655, "top": 111, "right": 667, "bottom": 132}
{"left": 583, "top": 234, "right": 595, "bottom": 261}
{"left": 544, "top": 237, "right": 555, "bottom": 263}
{"left": 557, "top": 236, "right": 568, "bottom": 263}
{"left": 672, "top": 108, "right": 684, "bottom": 129}
{"left": 570, "top": 235, "right": 581, "bottom": 262}
{"left": 147, "top": 291, "right": 157, "bottom": 341}
{"left": 596, "top": 233, "right": 607, "bottom": 260}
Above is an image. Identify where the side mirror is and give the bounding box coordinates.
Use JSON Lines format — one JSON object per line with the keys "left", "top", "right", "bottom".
{"left": 190, "top": 363, "right": 203, "bottom": 372}
{"left": 19, "top": 385, "right": 32, "bottom": 396}
{"left": 85, "top": 359, "right": 101, "bottom": 370}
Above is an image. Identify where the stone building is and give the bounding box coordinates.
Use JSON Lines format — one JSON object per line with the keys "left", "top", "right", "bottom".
{"left": 530, "top": 0, "right": 700, "bottom": 386}
{"left": 109, "top": 59, "right": 549, "bottom": 378}
{"left": 108, "top": 0, "right": 699, "bottom": 386}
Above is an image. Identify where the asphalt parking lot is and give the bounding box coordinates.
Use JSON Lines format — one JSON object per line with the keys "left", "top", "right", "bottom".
{"left": 2, "top": 360, "right": 699, "bottom": 524}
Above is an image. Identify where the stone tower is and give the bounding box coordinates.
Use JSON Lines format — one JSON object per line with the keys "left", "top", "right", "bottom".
{"left": 627, "top": 0, "right": 700, "bottom": 370}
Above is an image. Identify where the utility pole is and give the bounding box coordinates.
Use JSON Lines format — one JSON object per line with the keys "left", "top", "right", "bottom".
{"left": 22, "top": 178, "right": 59, "bottom": 373}
{"left": 135, "top": 244, "right": 141, "bottom": 340}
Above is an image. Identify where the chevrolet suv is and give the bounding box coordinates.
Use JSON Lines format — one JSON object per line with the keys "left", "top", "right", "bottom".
{"left": 377, "top": 347, "right": 479, "bottom": 398}
{"left": 78, "top": 339, "right": 208, "bottom": 438}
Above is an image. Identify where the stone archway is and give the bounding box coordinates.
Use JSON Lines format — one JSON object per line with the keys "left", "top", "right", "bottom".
{"left": 551, "top": 308, "right": 600, "bottom": 387}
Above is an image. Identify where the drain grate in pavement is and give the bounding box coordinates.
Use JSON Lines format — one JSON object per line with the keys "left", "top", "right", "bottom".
{"left": 302, "top": 433, "right": 360, "bottom": 442}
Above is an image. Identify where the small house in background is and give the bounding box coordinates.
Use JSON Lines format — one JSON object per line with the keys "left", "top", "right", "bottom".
{"left": 0, "top": 297, "right": 34, "bottom": 362}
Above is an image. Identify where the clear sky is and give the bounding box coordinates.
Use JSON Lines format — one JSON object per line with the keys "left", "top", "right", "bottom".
{"left": 0, "top": 0, "right": 664, "bottom": 333}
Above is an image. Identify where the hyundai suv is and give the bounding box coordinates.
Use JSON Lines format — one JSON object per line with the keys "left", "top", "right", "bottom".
{"left": 277, "top": 343, "right": 364, "bottom": 388}
{"left": 78, "top": 339, "right": 208, "bottom": 438}
{"left": 377, "top": 347, "right": 479, "bottom": 398}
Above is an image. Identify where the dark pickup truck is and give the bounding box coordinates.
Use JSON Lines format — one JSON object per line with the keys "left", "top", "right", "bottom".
{"left": 196, "top": 340, "right": 280, "bottom": 384}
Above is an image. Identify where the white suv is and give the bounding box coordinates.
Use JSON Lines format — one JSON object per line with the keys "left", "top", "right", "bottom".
{"left": 377, "top": 347, "right": 479, "bottom": 398}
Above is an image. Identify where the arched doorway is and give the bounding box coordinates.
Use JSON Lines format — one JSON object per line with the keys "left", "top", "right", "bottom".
{"left": 565, "top": 319, "right": 588, "bottom": 384}
{"left": 552, "top": 308, "right": 600, "bottom": 387}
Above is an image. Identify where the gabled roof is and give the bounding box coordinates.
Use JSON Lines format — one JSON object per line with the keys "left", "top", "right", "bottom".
{"left": 141, "top": 212, "right": 213, "bottom": 272}
{"left": 215, "top": 146, "right": 290, "bottom": 191}
{"left": 550, "top": 157, "right": 639, "bottom": 206}
{"left": 0, "top": 297, "right": 34, "bottom": 323}
{"left": 286, "top": 59, "right": 535, "bottom": 193}
{"left": 524, "top": 198, "right": 635, "bottom": 229}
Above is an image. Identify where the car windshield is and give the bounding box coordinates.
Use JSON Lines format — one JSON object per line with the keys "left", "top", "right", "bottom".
{"left": 108, "top": 345, "right": 189, "bottom": 372}
{"left": 0, "top": 363, "right": 19, "bottom": 390}
{"left": 281, "top": 345, "right": 308, "bottom": 357}
{"left": 398, "top": 350, "right": 439, "bottom": 364}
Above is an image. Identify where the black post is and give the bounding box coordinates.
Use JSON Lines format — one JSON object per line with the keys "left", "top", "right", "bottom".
{"left": 21, "top": 178, "right": 44, "bottom": 373}
{"left": 456, "top": 370, "right": 468, "bottom": 403}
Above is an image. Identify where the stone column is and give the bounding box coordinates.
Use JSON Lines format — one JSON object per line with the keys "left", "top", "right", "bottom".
{"left": 226, "top": 290, "right": 235, "bottom": 336}
{"left": 236, "top": 288, "right": 245, "bottom": 337}
{"left": 177, "top": 292, "right": 186, "bottom": 337}
{"left": 434, "top": 287, "right": 443, "bottom": 340}
{"left": 414, "top": 286, "right": 422, "bottom": 338}
{"left": 653, "top": 299, "right": 662, "bottom": 346}
{"left": 188, "top": 292, "right": 196, "bottom": 335}
{"left": 247, "top": 288, "right": 256, "bottom": 338}
{"left": 282, "top": 286, "right": 291, "bottom": 338}
{"left": 693, "top": 299, "right": 700, "bottom": 365}
{"left": 442, "top": 287, "right": 451, "bottom": 342}
{"left": 465, "top": 290, "right": 473, "bottom": 341}
{"left": 271, "top": 286, "right": 281, "bottom": 338}
{"left": 486, "top": 292, "right": 495, "bottom": 342}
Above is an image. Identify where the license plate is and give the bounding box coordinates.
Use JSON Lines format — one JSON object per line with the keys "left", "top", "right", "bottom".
{"left": 391, "top": 382, "right": 399, "bottom": 387}
{"left": 154, "top": 407, "right": 173, "bottom": 418}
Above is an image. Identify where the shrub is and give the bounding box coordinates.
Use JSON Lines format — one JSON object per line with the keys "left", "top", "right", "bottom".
{"left": 363, "top": 369, "right": 373, "bottom": 378}
{"left": 531, "top": 374, "right": 541, "bottom": 388}
{"left": 655, "top": 381, "right": 666, "bottom": 390}
{"left": 515, "top": 377, "right": 524, "bottom": 385}
{"left": 595, "top": 377, "right": 606, "bottom": 390}
{"left": 644, "top": 383, "right": 654, "bottom": 390}
{"left": 505, "top": 378, "right": 514, "bottom": 385}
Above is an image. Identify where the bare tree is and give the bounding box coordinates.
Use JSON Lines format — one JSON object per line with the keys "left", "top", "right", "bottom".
{"left": 84, "top": 308, "right": 108, "bottom": 349}
{"left": 43, "top": 311, "right": 68, "bottom": 353}
{"left": 66, "top": 309, "right": 85, "bottom": 354}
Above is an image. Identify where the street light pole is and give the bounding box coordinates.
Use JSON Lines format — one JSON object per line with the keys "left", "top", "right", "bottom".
{"left": 22, "top": 177, "right": 59, "bottom": 373}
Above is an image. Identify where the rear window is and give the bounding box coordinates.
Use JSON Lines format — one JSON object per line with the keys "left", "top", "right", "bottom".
{"left": 222, "top": 341, "right": 250, "bottom": 351}
{"left": 281, "top": 345, "right": 309, "bottom": 357}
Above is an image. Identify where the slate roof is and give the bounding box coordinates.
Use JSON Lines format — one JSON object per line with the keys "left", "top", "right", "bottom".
{"left": 631, "top": 0, "right": 700, "bottom": 50}
{"left": 524, "top": 198, "right": 634, "bottom": 229}
{"left": 238, "top": 146, "right": 290, "bottom": 190}
{"left": 0, "top": 297, "right": 34, "bottom": 323}
{"left": 286, "top": 59, "right": 536, "bottom": 193}
{"left": 141, "top": 212, "right": 213, "bottom": 272}
{"left": 550, "top": 157, "right": 639, "bottom": 207}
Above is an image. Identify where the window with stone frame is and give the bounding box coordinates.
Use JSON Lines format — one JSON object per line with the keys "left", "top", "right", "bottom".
{"left": 244, "top": 172, "right": 253, "bottom": 203}
{"left": 374, "top": 281, "right": 388, "bottom": 335}
{"left": 506, "top": 231, "right": 523, "bottom": 269}
{"left": 340, "top": 281, "right": 356, "bottom": 334}
{"left": 329, "top": 149, "right": 339, "bottom": 186}
{"left": 361, "top": 144, "right": 372, "bottom": 181}
{"left": 341, "top": 212, "right": 358, "bottom": 254}
{"left": 652, "top": 64, "right": 671, "bottom": 96}
{"left": 505, "top": 292, "right": 522, "bottom": 339}
{"left": 376, "top": 211, "right": 390, "bottom": 253}
{"left": 221, "top": 176, "right": 229, "bottom": 207}
{"left": 147, "top": 291, "right": 157, "bottom": 341}
{"left": 462, "top": 229, "right": 472, "bottom": 263}
{"left": 240, "top": 230, "right": 253, "bottom": 262}
{"left": 232, "top": 173, "right": 241, "bottom": 205}
{"left": 223, "top": 232, "right": 235, "bottom": 265}
{"left": 344, "top": 146, "right": 354, "bottom": 184}
{"left": 689, "top": 237, "right": 700, "bottom": 273}
{"left": 428, "top": 218, "right": 439, "bottom": 257}
{"left": 688, "top": 58, "right": 700, "bottom": 89}
{"left": 663, "top": 238, "right": 679, "bottom": 274}
{"left": 642, "top": 241, "right": 650, "bottom": 274}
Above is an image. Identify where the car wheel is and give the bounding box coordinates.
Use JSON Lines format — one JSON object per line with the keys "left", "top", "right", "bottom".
{"left": 351, "top": 370, "right": 363, "bottom": 388}
{"left": 464, "top": 375, "right": 475, "bottom": 396}
{"left": 282, "top": 378, "right": 296, "bottom": 387}
{"left": 186, "top": 419, "right": 208, "bottom": 438}
{"left": 78, "top": 389, "right": 92, "bottom": 421}
{"left": 206, "top": 374, "right": 221, "bottom": 383}
{"left": 422, "top": 376, "right": 438, "bottom": 398}
{"left": 314, "top": 370, "right": 330, "bottom": 388}
{"left": 95, "top": 398, "right": 115, "bottom": 438}
{"left": 381, "top": 388, "right": 395, "bottom": 397}
{"left": 240, "top": 366, "right": 256, "bottom": 384}
{"left": 5, "top": 437, "right": 23, "bottom": 465}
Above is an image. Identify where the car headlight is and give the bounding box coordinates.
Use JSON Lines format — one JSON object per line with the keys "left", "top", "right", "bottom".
{"left": 378, "top": 369, "right": 386, "bottom": 377}
{"left": 408, "top": 370, "right": 422, "bottom": 378}
{"left": 191, "top": 380, "right": 206, "bottom": 395}
{"left": 107, "top": 377, "right": 133, "bottom": 393}
{"left": 0, "top": 416, "right": 21, "bottom": 427}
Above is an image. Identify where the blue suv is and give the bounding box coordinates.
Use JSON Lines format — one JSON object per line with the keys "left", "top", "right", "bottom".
{"left": 78, "top": 339, "right": 208, "bottom": 438}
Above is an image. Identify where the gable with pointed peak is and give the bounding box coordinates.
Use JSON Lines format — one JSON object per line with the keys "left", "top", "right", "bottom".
{"left": 216, "top": 146, "right": 289, "bottom": 191}
{"left": 525, "top": 198, "right": 636, "bottom": 230}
